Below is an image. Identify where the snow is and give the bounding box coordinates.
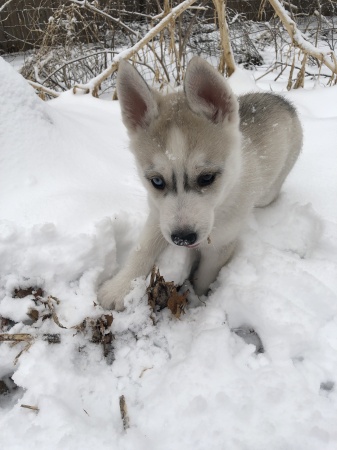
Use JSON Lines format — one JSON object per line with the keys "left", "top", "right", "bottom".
{"left": 1, "top": 55, "right": 337, "bottom": 450}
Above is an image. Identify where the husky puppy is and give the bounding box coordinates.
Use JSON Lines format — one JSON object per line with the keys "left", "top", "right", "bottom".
{"left": 98, "top": 57, "right": 302, "bottom": 310}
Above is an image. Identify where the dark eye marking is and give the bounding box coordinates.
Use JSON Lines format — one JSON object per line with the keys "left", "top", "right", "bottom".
{"left": 151, "top": 176, "right": 166, "bottom": 190}
{"left": 172, "top": 172, "right": 177, "bottom": 193}
{"left": 197, "top": 173, "right": 216, "bottom": 187}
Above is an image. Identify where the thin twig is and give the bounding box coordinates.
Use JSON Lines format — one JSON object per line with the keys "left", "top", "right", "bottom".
{"left": 68, "top": 0, "right": 137, "bottom": 39}
{"left": 42, "top": 50, "right": 117, "bottom": 85}
{"left": 119, "top": 395, "right": 130, "bottom": 430}
{"left": 0, "top": 334, "right": 33, "bottom": 342}
{"left": 21, "top": 404, "right": 39, "bottom": 412}
{"left": 14, "top": 342, "right": 33, "bottom": 365}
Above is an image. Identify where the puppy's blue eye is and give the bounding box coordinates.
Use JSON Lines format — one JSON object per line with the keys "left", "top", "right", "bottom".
{"left": 197, "top": 173, "right": 216, "bottom": 187}
{"left": 151, "top": 177, "right": 165, "bottom": 190}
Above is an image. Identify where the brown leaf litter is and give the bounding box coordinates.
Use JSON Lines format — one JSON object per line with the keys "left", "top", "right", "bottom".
{"left": 147, "top": 266, "right": 188, "bottom": 319}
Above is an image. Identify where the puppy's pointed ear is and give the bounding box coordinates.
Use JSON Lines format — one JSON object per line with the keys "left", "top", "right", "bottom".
{"left": 184, "top": 57, "right": 239, "bottom": 124}
{"left": 117, "top": 60, "right": 158, "bottom": 132}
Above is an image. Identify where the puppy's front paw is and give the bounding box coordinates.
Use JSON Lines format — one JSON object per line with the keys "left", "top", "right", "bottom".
{"left": 97, "top": 276, "right": 130, "bottom": 311}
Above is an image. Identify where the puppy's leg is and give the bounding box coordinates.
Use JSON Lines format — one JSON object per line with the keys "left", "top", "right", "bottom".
{"left": 98, "top": 213, "right": 167, "bottom": 310}
{"left": 191, "top": 241, "right": 236, "bottom": 296}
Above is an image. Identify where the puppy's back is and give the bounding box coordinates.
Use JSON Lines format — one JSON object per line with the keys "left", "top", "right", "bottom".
{"left": 238, "top": 93, "right": 302, "bottom": 206}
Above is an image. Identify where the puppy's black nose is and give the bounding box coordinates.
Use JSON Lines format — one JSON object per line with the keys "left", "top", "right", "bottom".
{"left": 171, "top": 230, "right": 197, "bottom": 246}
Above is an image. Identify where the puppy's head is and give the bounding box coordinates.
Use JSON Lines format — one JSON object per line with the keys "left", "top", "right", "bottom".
{"left": 117, "top": 57, "right": 242, "bottom": 248}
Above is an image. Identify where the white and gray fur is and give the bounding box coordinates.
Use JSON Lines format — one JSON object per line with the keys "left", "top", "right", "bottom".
{"left": 98, "top": 56, "right": 302, "bottom": 310}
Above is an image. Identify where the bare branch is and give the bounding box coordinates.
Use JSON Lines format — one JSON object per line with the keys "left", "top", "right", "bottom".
{"left": 68, "top": 0, "right": 137, "bottom": 38}
{"left": 268, "top": 0, "right": 337, "bottom": 74}
{"left": 0, "top": 0, "right": 15, "bottom": 13}
{"left": 73, "top": 0, "right": 198, "bottom": 96}
{"left": 28, "top": 80, "right": 60, "bottom": 98}
{"left": 42, "top": 50, "right": 117, "bottom": 85}
{"left": 0, "top": 333, "right": 33, "bottom": 342}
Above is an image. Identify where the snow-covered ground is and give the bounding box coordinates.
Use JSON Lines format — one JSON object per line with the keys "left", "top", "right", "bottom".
{"left": 0, "top": 55, "right": 337, "bottom": 450}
